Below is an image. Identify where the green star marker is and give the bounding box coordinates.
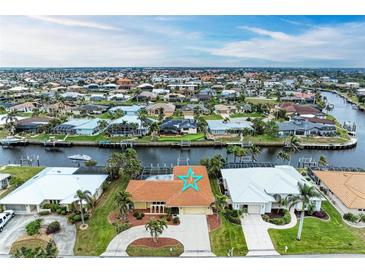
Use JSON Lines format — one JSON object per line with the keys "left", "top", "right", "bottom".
{"left": 178, "top": 167, "right": 202, "bottom": 192}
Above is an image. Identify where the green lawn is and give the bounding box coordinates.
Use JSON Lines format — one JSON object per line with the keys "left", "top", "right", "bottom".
{"left": 245, "top": 97, "right": 278, "bottom": 105}
{"left": 202, "top": 114, "right": 223, "bottom": 120}
{"left": 126, "top": 243, "right": 184, "bottom": 257}
{"left": 158, "top": 133, "right": 205, "bottom": 142}
{"left": 269, "top": 201, "right": 365, "bottom": 254}
{"left": 208, "top": 179, "right": 248, "bottom": 256}
{"left": 74, "top": 176, "right": 129, "bottom": 256}
{"left": 230, "top": 112, "right": 264, "bottom": 118}
{"left": 0, "top": 166, "right": 44, "bottom": 199}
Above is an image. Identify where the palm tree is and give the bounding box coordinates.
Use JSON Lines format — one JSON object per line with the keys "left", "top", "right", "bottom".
{"left": 2, "top": 110, "right": 18, "bottom": 135}
{"left": 75, "top": 190, "right": 92, "bottom": 225}
{"left": 286, "top": 183, "right": 321, "bottom": 240}
{"left": 277, "top": 150, "right": 290, "bottom": 164}
{"left": 210, "top": 194, "right": 228, "bottom": 221}
{"left": 148, "top": 122, "right": 160, "bottom": 140}
{"left": 114, "top": 190, "right": 134, "bottom": 222}
{"left": 234, "top": 147, "right": 248, "bottom": 163}
{"left": 319, "top": 155, "right": 328, "bottom": 167}
{"left": 145, "top": 218, "right": 168, "bottom": 243}
{"left": 106, "top": 152, "right": 125, "bottom": 179}
{"left": 97, "top": 120, "right": 109, "bottom": 131}
{"left": 249, "top": 145, "right": 261, "bottom": 162}
{"left": 158, "top": 107, "right": 165, "bottom": 122}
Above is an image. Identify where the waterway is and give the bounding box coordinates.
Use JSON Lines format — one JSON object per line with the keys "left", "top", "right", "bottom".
{"left": 0, "top": 91, "right": 364, "bottom": 168}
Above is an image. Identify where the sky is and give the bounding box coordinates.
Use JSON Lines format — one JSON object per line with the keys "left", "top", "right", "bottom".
{"left": 1, "top": 15, "right": 365, "bottom": 67}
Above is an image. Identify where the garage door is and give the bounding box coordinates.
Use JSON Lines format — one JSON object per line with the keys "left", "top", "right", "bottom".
{"left": 5, "top": 204, "right": 26, "bottom": 212}
{"left": 247, "top": 204, "right": 261, "bottom": 214}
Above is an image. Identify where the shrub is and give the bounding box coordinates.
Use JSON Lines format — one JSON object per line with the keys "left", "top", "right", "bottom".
{"left": 39, "top": 211, "right": 50, "bottom": 216}
{"left": 360, "top": 214, "right": 365, "bottom": 223}
{"left": 262, "top": 210, "right": 291, "bottom": 225}
{"left": 134, "top": 212, "right": 144, "bottom": 220}
{"left": 166, "top": 216, "right": 172, "bottom": 222}
{"left": 133, "top": 212, "right": 139, "bottom": 218}
{"left": 224, "top": 209, "right": 241, "bottom": 225}
{"left": 61, "top": 210, "right": 67, "bottom": 215}
{"left": 173, "top": 217, "right": 180, "bottom": 224}
{"left": 56, "top": 208, "right": 62, "bottom": 214}
{"left": 343, "top": 213, "right": 359, "bottom": 223}
{"left": 113, "top": 222, "right": 130, "bottom": 234}
{"left": 26, "top": 219, "right": 42, "bottom": 236}
{"left": 313, "top": 211, "right": 327, "bottom": 219}
{"left": 46, "top": 221, "right": 60, "bottom": 235}
{"left": 73, "top": 214, "right": 81, "bottom": 223}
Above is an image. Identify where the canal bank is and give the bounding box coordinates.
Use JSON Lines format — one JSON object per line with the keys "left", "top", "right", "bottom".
{"left": 0, "top": 91, "right": 364, "bottom": 168}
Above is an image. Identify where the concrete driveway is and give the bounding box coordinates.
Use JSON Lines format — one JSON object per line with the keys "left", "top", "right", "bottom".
{"left": 0, "top": 215, "right": 76, "bottom": 256}
{"left": 102, "top": 214, "right": 213, "bottom": 257}
{"left": 241, "top": 210, "right": 297, "bottom": 256}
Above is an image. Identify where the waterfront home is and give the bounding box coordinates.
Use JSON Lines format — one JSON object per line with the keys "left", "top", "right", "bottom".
{"left": 15, "top": 117, "right": 52, "bottom": 133}
{"left": 278, "top": 103, "right": 323, "bottom": 118}
{"left": 214, "top": 104, "right": 238, "bottom": 116}
{"left": 135, "top": 91, "right": 157, "bottom": 101}
{"left": 106, "top": 115, "right": 151, "bottom": 136}
{"left": 109, "top": 105, "right": 142, "bottom": 116}
{"left": 313, "top": 171, "right": 365, "bottom": 214}
{"left": 9, "top": 102, "right": 37, "bottom": 113}
{"left": 159, "top": 119, "right": 197, "bottom": 135}
{"left": 126, "top": 166, "right": 214, "bottom": 215}
{"left": 277, "top": 117, "right": 337, "bottom": 137}
{"left": 0, "top": 167, "right": 108, "bottom": 214}
{"left": 146, "top": 103, "right": 176, "bottom": 117}
{"left": 207, "top": 118, "right": 252, "bottom": 135}
{"left": 0, "top": 174, "right": 11, "bottom": 190}
{"left": 54, "top": 118, "right": 104, "bottom": 135}
{"left": 221, "top": 165, "right": 322, "bottom": 214}
{"left": 345, "top": 82, "right": 360, "bottom": 89}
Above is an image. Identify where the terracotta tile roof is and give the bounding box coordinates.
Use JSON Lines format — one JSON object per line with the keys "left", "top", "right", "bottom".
{"left": 126, "top": 166, "right": 215, "bottom": 207}
{"left": 315, "top": 171, "right": 365, "bottom": 209}
{"left": 279, "top": 103, "right": 321, "bottom": 115}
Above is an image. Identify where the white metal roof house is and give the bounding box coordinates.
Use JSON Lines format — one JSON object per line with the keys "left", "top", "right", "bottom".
{"left": 0, "top": 167, "right": 108, "bottom": 214}
{"left": 221, "top": 166, "right": 322, "bottom": 214}
{"left": 207, "top": 118, "right": 253, "bottom": 135}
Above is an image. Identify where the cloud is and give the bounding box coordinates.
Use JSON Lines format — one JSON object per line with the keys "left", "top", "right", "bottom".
{"left": 204, "top": 22, "right": 365, "bottom": 66}
{"left": 27, "top": 15, "right": 120, "bottom": 31}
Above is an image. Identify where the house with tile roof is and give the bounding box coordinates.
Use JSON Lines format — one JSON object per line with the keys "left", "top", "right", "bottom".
{"left": 126, "top": 166, "right": 215, "bottom": 215}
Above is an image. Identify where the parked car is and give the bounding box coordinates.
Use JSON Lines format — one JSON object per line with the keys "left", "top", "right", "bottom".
{"left": 0, "top": 210, "right": 15, "bottom": 232}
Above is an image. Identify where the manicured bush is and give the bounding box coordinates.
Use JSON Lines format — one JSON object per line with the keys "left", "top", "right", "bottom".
{"left": 56, "top": 208, "right": 62, "bottom": 214}
{"left": 39, "top": 211, "right": 50, "bottom": 216}
{"left": 313, "top": 211, "right": 327, "bottom": 219}
{"left": 134, "top": 212, "right": 144, "bottom": 220}
{"left": 73, "top": 214, "right": 81, "bottom": 223}
{"left": 343, "top": 213, "right": 359, "bottom": 223}
{"left": 262, "top": 210, "right": 291, "bottom": 225}
{"left": 224, "top": 209, "right": 241, "bottom": 225}
{"left": 360, "top": 214, "right": 365, "bottom": 223}
{"left": 166, "top": 216, "right": 172, "bottom": 222}
{"left": 173, "top": 217, "right": 180, "bottom": 224}
{"left": 113, "top": 222, "right": 130, "bottom": 234}
{"left": 46, "top": 221, "right": 60, "bottom": 235}
{"left": 26, "top": 219, "right": 42, "bottom": 236}
{"left": 61, "top": 210, "right": 67, "bottom": 215}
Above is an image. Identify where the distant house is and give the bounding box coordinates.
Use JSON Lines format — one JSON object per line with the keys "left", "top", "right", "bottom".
{"left": 77, "top": 104, "right": 109, "bottom": 115}
{"left": 181, "top": 104, "right": 209, "bottom": 119}
{"left": 163, "top": 93, "right": 185, "bottom": 102}
{"left": 116, "top": 78, "right": 134, "bottom": 89}
{"left": 167, "top": 84, "right": 198, "bottom": 91}
{"left": 220, "top": 89, "right": 238, "bottom": 100}
{"left": 137, "top": 83, "right": 154, "bottom": 90}
{"left": 108, "top": 94, "right": 131, "bottom": 102}
{"left": 146, "top": 103, "right": 175, "bottom": 117}
{"left": 43, "top": 102, "right": 71, "bottom": 116}
{"left": 15, "top": 117, "right": 52, "bottom": 133}
{"left": 54, "top": 118, "right": 104, "bottom": 135}
{"left": 107, "top": 115, "right": 151, "bottom": 136}
{"left": 207, "top": 118, "right": 252, "bottom": 135}
{"left": 152, "top": 88, "right": 170, "bottom": 95}
{"left": 135, "top": 91, "right": 157, "bottom": 101}
{"left": 195, "top": 88, "right": 215, "bottom": 101}
{"left": 277, "top": 117, "right": 336, "bottom": 137}
{"left": 60, "top": 92, "right": 85, "bottom": 100}
{"left": 214, "top": 104, "right": 238, "bottom": 116}
{"left": 0, "top": 174, "right": 11, "bottom": 190}
{"left": 159, "top": 119, "right": 197, "bottom": 135}
{"left": 9, "top": 102, "right": 37, "bottom": 112}
{"left": 90, "top": 93, "right": 106, "bottom": 101}
{"left": 109, "top": 105, "right": 142, "bottom": 116}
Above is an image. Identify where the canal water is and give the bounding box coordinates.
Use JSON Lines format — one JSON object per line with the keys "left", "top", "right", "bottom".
{"left": 0, "top": 91, "right": 364, "bottom": 168}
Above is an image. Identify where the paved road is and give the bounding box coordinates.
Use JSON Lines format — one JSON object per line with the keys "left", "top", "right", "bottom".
{"left": 102, "top": 214, "right": 213, "bottom": 257}
{"left": 241, "top": 210, "right": 297, "bottom": 256}
{"left": 0, "top": 215, "right": 76, "bottom": 256}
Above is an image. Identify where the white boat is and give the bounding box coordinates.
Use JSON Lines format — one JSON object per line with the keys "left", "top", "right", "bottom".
{"left": 68, "top": 154, "right": 92, "bottom": 161}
